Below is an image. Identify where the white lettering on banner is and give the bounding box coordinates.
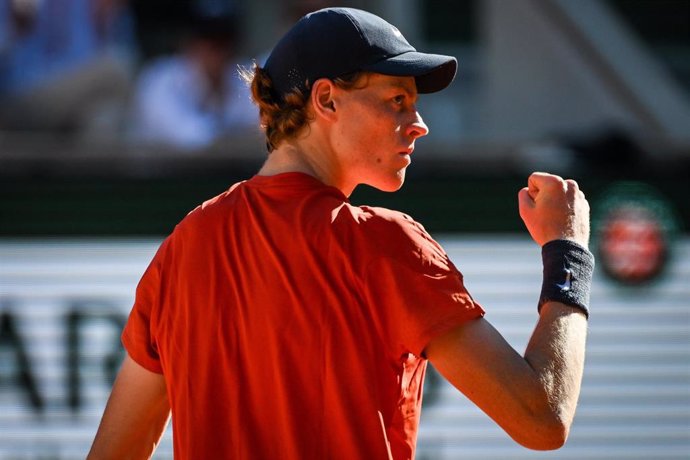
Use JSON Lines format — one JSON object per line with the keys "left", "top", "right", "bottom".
{"left": 0, "top": 299, "right": 125, "bottom": 413}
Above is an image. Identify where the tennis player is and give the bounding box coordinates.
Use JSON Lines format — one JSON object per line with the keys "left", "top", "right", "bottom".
{"left": 88, "top": 7, "right": 593, "bottom": 459}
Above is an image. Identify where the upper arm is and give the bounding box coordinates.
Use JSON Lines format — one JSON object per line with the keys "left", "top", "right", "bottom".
{"left": 88, "top": 353, "right": 170, "bottom": 460}
{"left": 424, "top": 316, "right": 564, "bottom": 449}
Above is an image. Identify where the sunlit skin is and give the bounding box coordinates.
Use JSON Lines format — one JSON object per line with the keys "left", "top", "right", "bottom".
{"left": 328, "top": 74, "right": 429, "bottom": 194}
{"left": 258, "top": 74, "right": 429, "bottom": 196}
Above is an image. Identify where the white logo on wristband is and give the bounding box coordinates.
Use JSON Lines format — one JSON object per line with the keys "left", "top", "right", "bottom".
{"left": 557, "top": 268, "right": 572, "bottom": 291}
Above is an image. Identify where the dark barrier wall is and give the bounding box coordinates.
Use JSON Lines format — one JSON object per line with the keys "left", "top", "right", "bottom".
{"left": 2, "top": 165, "right": 689, "bottom": 237}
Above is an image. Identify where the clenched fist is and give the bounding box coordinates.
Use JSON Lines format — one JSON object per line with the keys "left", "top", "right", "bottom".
{"left": 518, "top": 172, "right": 590, "bottom": 248}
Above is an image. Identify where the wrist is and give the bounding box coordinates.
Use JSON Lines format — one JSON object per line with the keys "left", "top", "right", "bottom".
{"left": 538, "top": 239, "right": 595, "bottom": 318}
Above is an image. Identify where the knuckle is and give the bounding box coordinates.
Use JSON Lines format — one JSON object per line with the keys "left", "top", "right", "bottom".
{"left": 539, "top": 174, "right": 562, "bottom": 189}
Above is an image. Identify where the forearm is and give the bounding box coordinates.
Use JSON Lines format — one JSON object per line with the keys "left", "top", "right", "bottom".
{"left": 524, "top": 301, "right": 588, "bottom": 433}
{"left": 427, "top": 172, "right": 592, "bottom": 449}
{"left": 426, "top": 313, "right": 585, "bottom": 450}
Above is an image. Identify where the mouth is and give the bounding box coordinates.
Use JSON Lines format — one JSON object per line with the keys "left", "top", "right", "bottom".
{"left": 399, "top": 146, "right": 414, "bottom": 156}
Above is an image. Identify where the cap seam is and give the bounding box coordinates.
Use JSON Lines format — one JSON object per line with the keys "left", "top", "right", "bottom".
{"left": 341, "top": 9, "right": 370, "bottom": 48}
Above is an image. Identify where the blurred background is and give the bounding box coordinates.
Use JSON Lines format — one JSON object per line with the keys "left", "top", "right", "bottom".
{"left": 0, "top": 0, "right": 688, "bottom": 458}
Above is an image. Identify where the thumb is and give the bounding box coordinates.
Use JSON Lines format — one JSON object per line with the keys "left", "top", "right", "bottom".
{"left": 519, "top": 186, "right": 535, "bottom": 205}
{"left": 518, "top": 187, "right": 535, "bottom": 217}
{"left": 527, "top": 174, "right": 542, "bottom": 201}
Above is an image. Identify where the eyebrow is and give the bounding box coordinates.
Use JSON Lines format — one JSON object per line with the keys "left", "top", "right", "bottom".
{"left": 382, "top": 80, "right": 418, "bottom": 98}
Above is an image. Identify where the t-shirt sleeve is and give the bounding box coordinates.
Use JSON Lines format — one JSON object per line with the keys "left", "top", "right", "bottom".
{"left": 121, "top": 237, "right": 173, "bottom": 374}
{"left": 361, "top": 211, "right": 484, "bottom": 357}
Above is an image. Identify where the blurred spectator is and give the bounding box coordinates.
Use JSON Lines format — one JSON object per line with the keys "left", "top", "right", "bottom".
{"left": 0, "top": 0, "right": 135, "bottom": 135}
{"left": 128, "top": 14, "right": 257, "bottom": 151}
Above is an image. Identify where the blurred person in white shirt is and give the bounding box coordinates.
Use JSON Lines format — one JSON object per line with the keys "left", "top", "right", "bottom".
{"left": 128, "top": 14, "right": 258, "bottom": 151}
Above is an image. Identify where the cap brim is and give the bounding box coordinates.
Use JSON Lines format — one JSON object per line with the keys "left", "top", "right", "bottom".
{"left": 363, "top": 52, "right": 458, "bottom": 93}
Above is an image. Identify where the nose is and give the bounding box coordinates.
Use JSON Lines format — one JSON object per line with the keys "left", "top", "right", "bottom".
{"left": 406, "top": 111, "right": 429, "bottom": 139}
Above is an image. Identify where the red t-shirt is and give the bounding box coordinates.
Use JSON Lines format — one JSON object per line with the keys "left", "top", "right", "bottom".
{"left": 122, "top": 172, "right": 484, "bottom": 459}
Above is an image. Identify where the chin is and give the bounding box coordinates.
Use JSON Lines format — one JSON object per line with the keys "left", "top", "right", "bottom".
{"left": 373, "top": 173, "right": 406, "bottom": 192}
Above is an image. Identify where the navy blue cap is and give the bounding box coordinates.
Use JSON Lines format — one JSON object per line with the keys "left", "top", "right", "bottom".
{"left": 264, "top": 7, "right": 458, "bottom": 98}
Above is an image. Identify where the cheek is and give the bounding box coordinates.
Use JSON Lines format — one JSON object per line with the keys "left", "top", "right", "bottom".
{"left": 358, "top": 120, "right": 392, "bottom": 154}
{"left": 338, "top": 105, "right": 398, "bottom": 165}
{"left": 344, "top": 121, "right": 379, "bottom": 155}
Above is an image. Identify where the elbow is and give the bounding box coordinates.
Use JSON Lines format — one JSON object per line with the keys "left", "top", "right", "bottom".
{"left": 508, "top": 411, "right": 572, "bottom": 451}
{"left": 524, "top": 423, "right": 569, "bottom": 451}
{"left": 510, "top": 412, "right": 572, "bottom": 451}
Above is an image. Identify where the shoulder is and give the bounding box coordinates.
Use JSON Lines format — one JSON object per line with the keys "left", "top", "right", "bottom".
{"left": 173, "top": 181, "right": 245, "bottom": 235}
{"left": 350, "top": 205, "right": 431, "bottom": 242}
{"left": 335, "top": 204, "right": 448, "bottom": 265}
{"left": 334, "top": 203, "right": 410, "bottom": 225}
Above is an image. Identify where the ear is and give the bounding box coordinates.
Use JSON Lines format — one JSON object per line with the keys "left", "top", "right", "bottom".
{"left": 310, "top": 78, "right": 338, "bottom": 121}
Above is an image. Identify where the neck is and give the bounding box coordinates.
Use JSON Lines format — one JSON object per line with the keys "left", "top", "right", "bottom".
{"left": 258, "top": 139, "right": 354, "bottom": 196}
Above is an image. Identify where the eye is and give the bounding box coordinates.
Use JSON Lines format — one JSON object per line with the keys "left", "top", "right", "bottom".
{"left": 392, "top": 94, "right": 405, "bottom": 105}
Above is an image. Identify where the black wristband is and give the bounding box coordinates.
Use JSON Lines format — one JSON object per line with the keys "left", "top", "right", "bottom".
{"left": 538, "top": 239, "right": 594, "bottom": 318}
